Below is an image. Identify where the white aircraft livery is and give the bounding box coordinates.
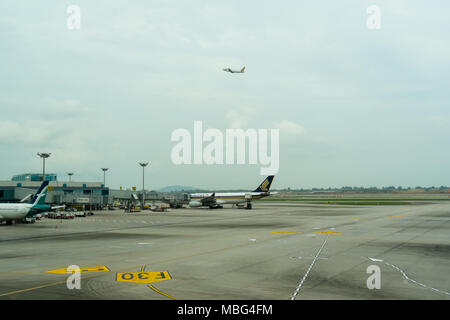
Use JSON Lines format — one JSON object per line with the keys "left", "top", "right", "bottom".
{"left": 223, "top": 66, "right": 245, "bottom": 73}
{"left": 189, "top": 175, "right": 275, "bottom": 209}
{"left": 0, "top": 181, "right": 50, "bottom": 225}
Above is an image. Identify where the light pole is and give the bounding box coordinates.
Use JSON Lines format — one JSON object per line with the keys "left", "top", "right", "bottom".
{"left": 37, "top": 152, "right": 51, "bottom": 181}
{"left": 138, "top": 162, "right": 149, "bottom": 209}
{"left": 101, "top": 168, "right": 109, "bottom": 209}
{"left": 101, "top": 168, "right": 108, "bottom": 186}
{"left": 68, "top": 173, "right": 74, "bottom": 182}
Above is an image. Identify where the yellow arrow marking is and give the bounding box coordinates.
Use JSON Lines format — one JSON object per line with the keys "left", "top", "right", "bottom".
{"left": 116, "top": 271, "right": 171, "bottom": 284}
{"left": 44, "top": 266, "right": 110, "bottom": 274}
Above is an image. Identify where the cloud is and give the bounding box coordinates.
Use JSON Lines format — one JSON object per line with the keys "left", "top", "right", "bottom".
{"left": 1, "top": 1, "right": 450, "bottom": 189}
{"left": 0, "top": 96, "right": 105, "bottom": 171}
{"left": 272, "top": 120, "right": 305, "bottom": 136}
{"left": 0, "top": 120, "right": 51, "bottom": 145}
{"left": 429, "top": 115, "right": 446, "bottom": 124}
{"left": 428, "top": 115, "right": 449, "bottom": 131}
{"left": 224, "top": 107, "right": 257, "bottom": 128}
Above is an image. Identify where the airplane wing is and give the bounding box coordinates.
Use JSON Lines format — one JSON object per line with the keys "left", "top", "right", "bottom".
{"left": 20, "top": 194, "right": 33, "bottom": 203}
{"left": 51, "top": 205, "right": 66, "bottom": 210}
{"left": 200, "top": 193, "right": 218, "bottom": 207}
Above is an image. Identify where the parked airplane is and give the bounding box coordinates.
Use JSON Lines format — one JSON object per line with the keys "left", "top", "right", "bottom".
{"left": 189, "top": 175, "right": 275, "bottom": 209}
{"left": 0, "top": 181, "right": 63, "bottom": 225}
{"left": 223, "top": 66, "right": 245, "bottom": 73}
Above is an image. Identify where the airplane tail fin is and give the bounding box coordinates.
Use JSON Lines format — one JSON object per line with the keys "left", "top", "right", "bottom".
{"left": 253, "top": 176, "right": 274, "bottom": 192}
{"left": 31, "top": 181, "right": 49, "bottom": 206}
{"left": 240, "top": 66, "right": 246, "bottom": 73}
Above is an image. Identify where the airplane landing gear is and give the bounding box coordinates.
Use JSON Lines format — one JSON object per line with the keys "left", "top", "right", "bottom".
{"left": 244, "top": 193, "right": 253, "bottom": 210}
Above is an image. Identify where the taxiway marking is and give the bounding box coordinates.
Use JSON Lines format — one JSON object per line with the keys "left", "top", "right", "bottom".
{"left": 271, "top": 231, "right": 299, "bottom": 234}
{"left": 116, "top": 271, "right": 171, "bottom": 284}
{"left": 124, "top": 265, "right": 179, "bottom": 300}
{"left": 44, "top": 266, "right": 110, "bottom": 274}
{"left": 290, "top": 234, "right": 330, "bottom": 300}
{"left": 367, "top": 257, "right": 450, "bottom": 296}
{"left": 0, "top": 234, "right": 287, "bottom": 297}
{"left": 148, "top": 284, "right": 179, "bottom": 300}
{"left": 315, "top": 231, "right": 343, "bottom": 235}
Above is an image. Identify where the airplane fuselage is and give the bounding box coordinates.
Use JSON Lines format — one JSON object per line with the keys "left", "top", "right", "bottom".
{"left": 0, "top": 203, "right": 33, "bottom": 222}
{"left": 0, "top": 181, "right": 50, "bottom": 224}
{"left": 190, "top": 192, "right": 270, "bottom": 207}
{"left": 223, "top": 66, "right": 245, "bottom": 73}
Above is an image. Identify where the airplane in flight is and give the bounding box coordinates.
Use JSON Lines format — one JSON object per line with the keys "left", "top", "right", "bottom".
{"left": 222, "top": 66, "right": 246, "bottom": 73}
{"left": 189, "top": 175, "right": 275, "bottom": 209}
{"left": 0, "top": 181, "right": 64, "bottom": 225}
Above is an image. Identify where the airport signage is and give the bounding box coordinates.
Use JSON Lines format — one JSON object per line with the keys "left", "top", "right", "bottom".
{"left": 116, "top": 271, "right": 171, "bottom": 284}
{"left": 76, "top": 197, "right": 90, "bottom": 203}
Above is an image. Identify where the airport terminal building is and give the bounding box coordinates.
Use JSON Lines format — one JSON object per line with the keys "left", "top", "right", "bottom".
{"left": 0, "top": 173, "right": 110, "bottom": 210}
{"left": 0, "top": 173, "right": 171, "bottom": 209}
{"left": 12, "top": 173, "right": 58, "bottom": 182}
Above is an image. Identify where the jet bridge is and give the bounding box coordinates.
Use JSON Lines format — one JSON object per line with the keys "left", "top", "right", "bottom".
{"left": 161, "top": 193, "right": 190, "bottom": 208}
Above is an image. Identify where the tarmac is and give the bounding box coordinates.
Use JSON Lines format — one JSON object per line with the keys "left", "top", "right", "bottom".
{"left": 0, "top": 201, "right": 449, "bottom": 300}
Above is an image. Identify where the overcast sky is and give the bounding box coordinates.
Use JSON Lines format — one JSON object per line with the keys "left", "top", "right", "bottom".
{"left": 1, "top": 1, "right": 449, "bottom": 190}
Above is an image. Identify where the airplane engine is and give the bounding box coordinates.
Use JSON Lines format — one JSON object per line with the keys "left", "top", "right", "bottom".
{"left": 188, "top": 201, "right": 202, "bottom": 207}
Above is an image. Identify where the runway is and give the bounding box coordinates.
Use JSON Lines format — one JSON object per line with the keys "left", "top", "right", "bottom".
{"left": 0, "top": 201, "right": 449, "bottom": 300}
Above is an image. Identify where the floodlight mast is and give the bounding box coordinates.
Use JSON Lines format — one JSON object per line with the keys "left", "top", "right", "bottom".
{"left": 37, "top": 152, "right": 51, "bottom": 181}
{"left": 138, "top": 162, "right": 149, "bottom": 209}
{"left": 101, "top": 168, "right": 109, "bottom": 208}
{"left": 101, "top": 168, "right": 109, "bottom": 185}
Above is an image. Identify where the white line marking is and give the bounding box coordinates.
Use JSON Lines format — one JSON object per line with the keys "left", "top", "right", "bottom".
{"left": 368, "top": 257, "right": 384, "bottom": 262}
{"left": 290, "top": 234, "right": 330, "bottom": 300}
{"left": 289, "top": 256, "right": 329, "bottom": 260}
{"left": 366, "top": 257, "right": 450, "bottom": 296}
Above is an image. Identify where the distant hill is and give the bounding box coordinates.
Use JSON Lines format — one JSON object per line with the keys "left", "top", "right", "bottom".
{"left": 157, "top": 185, "right": 201, "bottom": 193}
